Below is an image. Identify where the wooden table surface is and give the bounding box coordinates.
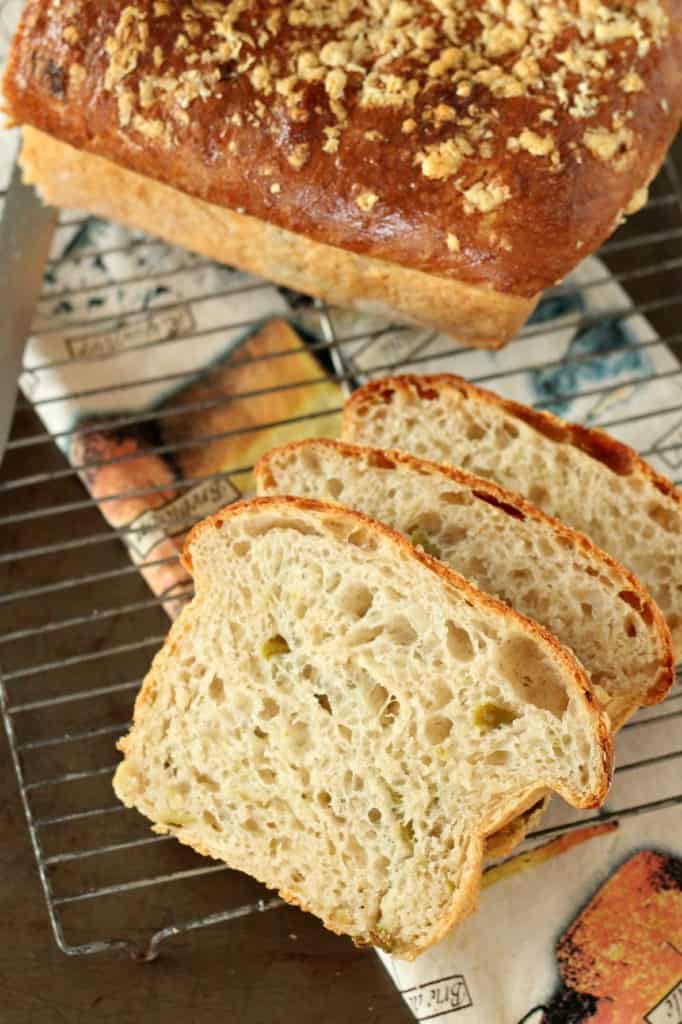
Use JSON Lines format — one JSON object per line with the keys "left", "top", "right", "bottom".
{"left": 0, "top": 415, "right": 413, "bottom": 1024}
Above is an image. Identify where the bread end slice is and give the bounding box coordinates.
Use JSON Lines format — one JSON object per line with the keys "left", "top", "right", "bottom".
{"left": 115, "top": 497, "right": 611, "bottom": 957}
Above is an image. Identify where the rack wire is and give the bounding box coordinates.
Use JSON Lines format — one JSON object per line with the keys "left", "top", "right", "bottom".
{"left": 1, "top": 146, "right": 681, "bottom": 962}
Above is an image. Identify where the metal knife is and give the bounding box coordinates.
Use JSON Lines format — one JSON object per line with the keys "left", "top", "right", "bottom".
{"left": 0, "top": 143, "right": 58, "bottom": 465}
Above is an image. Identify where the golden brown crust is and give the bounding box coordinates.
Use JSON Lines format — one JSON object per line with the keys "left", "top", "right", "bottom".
{"left": 19, "top": 129, "right": 533, "bottom": 347}
{"left": 255, "top": 436, "right": 675, "bottom": 718}
{"left": 344, "top": 374, "right": 682, "bottom": 507}
{"left": 5, "top": 1, "right": 682, "bottom": 297}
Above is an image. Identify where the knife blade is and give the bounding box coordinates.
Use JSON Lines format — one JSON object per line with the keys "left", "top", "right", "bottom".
{"left": 0, "top": 144, "right": 58, "bottom": 465}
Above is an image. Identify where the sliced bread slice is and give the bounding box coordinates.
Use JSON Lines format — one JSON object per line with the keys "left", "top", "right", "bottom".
{"left": 343, "top": 374, "right": 682, "bottom": 661}
{"left": 114, "top": 497, "right": 611, "bottom": 958}
{"left": 256, "top": 440, "right": 673, "bottom": 730}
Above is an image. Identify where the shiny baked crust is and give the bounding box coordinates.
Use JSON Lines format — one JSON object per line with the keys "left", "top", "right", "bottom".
{"left": 20, "top": 128, "right": 535, "bottom": 347}
{"left": 4, "top": 0, "right": 682, "bottom": 299}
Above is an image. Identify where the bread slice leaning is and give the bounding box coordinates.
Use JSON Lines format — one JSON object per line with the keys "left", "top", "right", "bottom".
{"left": 256, "top": 440, "right": 673, "bottom": 730}
{"left": 114, "top": 497, "right": 612, "bottom": 958}
{"left": 343, "top": 374, "right": 682, "bottom": 661}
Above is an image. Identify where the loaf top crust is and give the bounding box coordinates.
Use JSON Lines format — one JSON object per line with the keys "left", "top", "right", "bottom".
{"left": 5, "top": 0, "right": 682, "bottom": 296}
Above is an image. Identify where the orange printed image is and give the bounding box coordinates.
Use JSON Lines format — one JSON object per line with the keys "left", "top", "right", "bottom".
{"left": 71, "top": 319, "right": 342, "bottom": 618}
{"left": 521, "top": 850, "right": 682, "bottom": 1023}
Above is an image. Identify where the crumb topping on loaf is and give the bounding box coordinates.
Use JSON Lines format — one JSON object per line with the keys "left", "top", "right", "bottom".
{"left": 5, "top": 1, "right": 681, "bottom": 293}
{"left": 88, "top": 0, "right": 671, "bottom": 184}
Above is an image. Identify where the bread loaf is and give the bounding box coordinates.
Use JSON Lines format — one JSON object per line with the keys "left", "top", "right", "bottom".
{"left": 5, "top": 1, "right": 682, "bottom": 346}
{"left": 344, "top": 374, "right": 682, "bottom": 660}
{"left": 114, "top": 497, "right": 612, "bottom": 957}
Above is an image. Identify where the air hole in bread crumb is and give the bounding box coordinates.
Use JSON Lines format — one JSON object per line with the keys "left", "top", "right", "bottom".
{"left": 347, "top": 836, "right": 367, "bottom": 865}
{"left": 250, "top": 516, "right": 321, "bottom": 537}
{"left": 425, "top": 716, "right": 453, "bottom": 745}
{"left": 441, "top": 524, "right": 468, "bottom": 546}
{"left": 497, "top": 635, "right": 568, "bottom": 718}
{"left": 232, "top": 540, "right": 250, "bottom": 556}
{"left": 258, "top": 768, "right": 276, "bottom": 784}
{"left": 581, "top": 602, "right": 594, "bottom": 619}
{"left": 254, "top": 726, "right": 267, "bottom": 739}
{"left": 193, "top": 770, "right": 219, "bottom": 792}
{"left": 473, "top": 491, "right": 525, "bottom": 521}
{"left": 416, "top": 512, "right": 443, "bottom": 534}
{"left": 243, "top": 817, "right": 261, "bottom": 833}
{"left": 326, "top": 477, "right": 343, "bottom": 498}
{"left": 387, "top": 616, "right": 417, "bottom": 646}
{"left": 348, "top": 527, "right": 378, "bottom": 550}
{"left": 338, "top": 723, "right": 352, "bottom": 742}
{"left": 260, "top": 697, "right": 280, "bottom": 719}
{"left": 301, "top": 448, "right": 320, "bottom": 473}
{"left": 287, "top": 721, "right": 309, "bottom": 749}
{"left": 368, "top": 683, "right": 389, "bottom": 714}
{"left": 502, "top": 419, "right": 519, "bottom": 439}
{"left": 648, "top": 502, "right": 678, "bottom": 532}
{"left": 375, "top": 855, "right": 390, "bottom": 875}
{"left": 368, "top": 807, "right": 382, "bottom": 824}
{"left": 325, "top": 571, "right": 342, "bottom": 592}
{"left": 202, "top": 810, "right": 222, "bottom": 831}
{"left": 208, "top": 676, "right": 225, "bottom": 702}
{"left": 340, "top": 583, "right": 374, "bottom": 618}
{"left": 315, "top": 692, "right": 332, "bottom": 714}
{"left": 618, "top": 589, "right": 653, "bottom": 625}
{"left": 317, "top": 790, "right": 332, "bottom": 807}
{"left": 624, "top": 615, "right": 638, "bottom": 638}
{"left": 439, "top": 489, "right": 474, "bottom": 507}
{"left": 301, "top": 664, "right": 318, "bottom": 687}
{"left": 486, "top": 750, "right": 511, "bottom": 766}
{"left": 310, "top": 624, "right": 331, "bottom": 646}
{"left": 465, "top": 420, "right": 486, "bottom": 441}
{"left": 381, "top": 697, "right": 401, "bottom": 727}
{"left": 348, "top": 623, "right": 384, "bottom": 646}
{"left": 536, "top": 536, "right": 555, "bottom": 559}
{"left": 446, "top": 621, "right": 475, "bottom": 662}
{"left": 529, "top": 485, "right": 549, "bottom": 506}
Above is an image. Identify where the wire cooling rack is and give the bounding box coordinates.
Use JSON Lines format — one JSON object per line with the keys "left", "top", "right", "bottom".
{"left": 1, "top": 145, "right": 681, "bottom": 961}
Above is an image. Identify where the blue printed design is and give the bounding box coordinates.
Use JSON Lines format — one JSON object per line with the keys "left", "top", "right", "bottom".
{"left": 527, "top": 290, "right": 584, "bottom": 325}
{"left": 530, "top": 317, "right": 652, "bottom": 418}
